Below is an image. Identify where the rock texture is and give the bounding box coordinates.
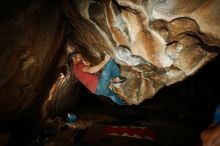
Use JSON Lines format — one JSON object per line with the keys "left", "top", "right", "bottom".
{"left": 0, "top": 0, "right": 67, "bottom": 123}
{"left": 1, "top": 0, "right": 220, "bottom": 123}
{"left": 61, "top": 0, "right": 220, "bottom": 105}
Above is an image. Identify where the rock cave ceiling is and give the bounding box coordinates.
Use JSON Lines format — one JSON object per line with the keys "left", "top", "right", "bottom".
{"left": 59, "top": 0, "right": 220, "bottom": 105}
{"left": 1, "top": 0, "right": 220, "bottom": 121}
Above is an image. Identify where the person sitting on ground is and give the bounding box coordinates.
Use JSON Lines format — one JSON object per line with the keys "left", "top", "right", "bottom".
{"left": 68, "top": 51, "right": 126, "bottom": 105}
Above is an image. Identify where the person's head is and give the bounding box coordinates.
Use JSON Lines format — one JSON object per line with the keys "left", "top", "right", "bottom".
{"left": 67, "top": 51, "right": 82, "bottom": 69}
{"left": 68, "top": 51, "right": 82, "bottom": 67}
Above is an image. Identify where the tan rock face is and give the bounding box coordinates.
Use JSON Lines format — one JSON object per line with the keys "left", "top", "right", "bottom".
{"left": 61, "top": 0, "right": 220, "bottom": 105}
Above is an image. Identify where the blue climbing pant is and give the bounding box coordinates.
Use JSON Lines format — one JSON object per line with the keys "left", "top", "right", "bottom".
{"left": 96, "top": 60, "right": 125, "bottom": 105}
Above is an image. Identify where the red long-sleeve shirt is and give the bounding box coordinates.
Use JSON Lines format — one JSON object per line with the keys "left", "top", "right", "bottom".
{"left": 72, "top": 62, "right": 99, "bottom": 93}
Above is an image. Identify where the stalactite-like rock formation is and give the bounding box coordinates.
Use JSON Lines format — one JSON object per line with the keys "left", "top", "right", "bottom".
{"left": 61, "top": 0, "right": 220, "bottom": 105}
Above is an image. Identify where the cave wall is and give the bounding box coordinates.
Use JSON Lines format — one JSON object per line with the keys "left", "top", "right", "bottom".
{"left": 0, "top": 0, "right": 67, "bottom": 123}
{"left": 1, "top": 0, "right": 220, "bottom": 122}
{"left": 62, "top": 0, "right": 220, "bottom": 105}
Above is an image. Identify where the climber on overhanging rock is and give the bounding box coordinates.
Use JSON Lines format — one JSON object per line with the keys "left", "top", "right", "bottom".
{"left": 68, "top": 51, "right": 127, "bottom": 105}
